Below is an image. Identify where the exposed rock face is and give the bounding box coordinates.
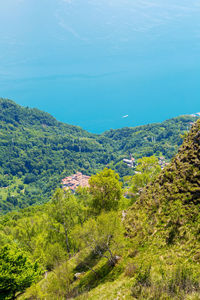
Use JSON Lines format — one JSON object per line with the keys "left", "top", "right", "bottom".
{"left": 126, "top": 119, "right": 200, "bottom": 245}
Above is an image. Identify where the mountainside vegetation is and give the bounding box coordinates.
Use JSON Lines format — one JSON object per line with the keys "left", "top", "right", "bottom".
{"left": 122, "top": 118, "right": 200, "bottom": 299}
{"left": 0, "top": 98, "right": 198, "bottom": 214}
{"left": 0, "top": 118, "right": 200, "bottom": 299}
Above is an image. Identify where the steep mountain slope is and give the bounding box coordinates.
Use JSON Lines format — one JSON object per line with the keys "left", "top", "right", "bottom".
{"left": 0, "top": 98, "right": 198, "bottom": 214}
{"left": 126, "top": 118, "right": 200, "bottom": 245}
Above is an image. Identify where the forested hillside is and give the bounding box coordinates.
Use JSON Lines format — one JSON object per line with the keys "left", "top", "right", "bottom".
{"left": 1, "top": 118, "right": 200, "bottom": 299}
{"left": 0, "top": 98, "right": 198, "bottom": 213}
{"left": 0, "top": 99, "right": 113, "bottom": 213}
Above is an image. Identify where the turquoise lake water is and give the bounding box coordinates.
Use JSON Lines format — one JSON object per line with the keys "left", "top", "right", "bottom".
{"left": 1, "top": 0, "right": 200, "bottom": 132}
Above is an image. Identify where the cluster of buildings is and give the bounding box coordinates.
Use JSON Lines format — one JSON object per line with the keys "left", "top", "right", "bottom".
{"left": 63, "top": 157, "right": 169, "bottom": 193}
{"left": 123, "top": 155, "right": 169, "bottom": 170}
{"left": 61, "top": 172, "right": 90, "bottom": 192}
{"left": 123, "top": 154, "right": 136, "bottom": 168}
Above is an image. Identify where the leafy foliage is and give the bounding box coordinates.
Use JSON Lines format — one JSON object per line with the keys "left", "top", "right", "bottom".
{"left": 48, "top": 189, "right": 81, "bottom": 255}
{"left": 127, "top": 156, "right": 161, "bottom": 198}
{"left": 73, "top": 212, "right": 124, "bottom": 266}
{"left": 0, "top": 244, "right": 41, "bottom": 299}
{"left": 89, "top": 168, "right": 123, "bottom": 214}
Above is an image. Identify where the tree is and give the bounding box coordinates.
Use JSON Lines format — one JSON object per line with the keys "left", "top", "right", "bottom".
{"left": 48, "top": 189, "right": 81, "bottom": 255}
{"left": 72, "top": 212, "right": 124, "bottom": 266}
{"left": 0, "top": 244, "right": 41, "bottom": 299}
{"left": 89, "top": 168, "right": 122, "bottom": 214}
{"left": 75, "top": 186, "right": 93, "bottom": 223}
{"left": 128, "top": 156, "right": 161, "bottom": 197}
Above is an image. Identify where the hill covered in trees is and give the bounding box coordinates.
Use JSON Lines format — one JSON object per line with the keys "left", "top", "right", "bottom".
{"left": 1, "top": 115, "right": 200, "bottom": 299}
{"left": 0, "top": 98, "right": 113, "bottom": 213}
{"left": 0, "top": 98, "right": 198, "bottom": 214}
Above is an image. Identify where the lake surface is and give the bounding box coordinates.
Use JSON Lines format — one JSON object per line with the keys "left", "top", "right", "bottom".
{"left": 1, "top": 0, "right": 200, "bottom": 133}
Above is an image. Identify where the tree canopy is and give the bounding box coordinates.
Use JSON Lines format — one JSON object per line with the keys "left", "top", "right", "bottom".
{"left": 0, "top": 244, "right": 41, "bottom": 299}
{"left": 131, "top": 156, "right": 161, "bottom": 191}
{"left": 89, "top": 168, "right": 123, "bottom": 214}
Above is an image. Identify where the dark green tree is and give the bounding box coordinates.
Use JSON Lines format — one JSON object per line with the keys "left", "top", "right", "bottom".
{"left": 0, "top": 244, "right": 41, "bottom": 299}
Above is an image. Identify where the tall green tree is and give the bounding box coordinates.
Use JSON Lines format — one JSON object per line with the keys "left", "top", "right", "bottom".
{"left": 48, "top": 189, "right": 80, "bottom": 255}
{"left": 0, "top": 244, "right": 41, "bottom": 300}
{"left": 89, "top": 168, "right": 122, "bottom": 214}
